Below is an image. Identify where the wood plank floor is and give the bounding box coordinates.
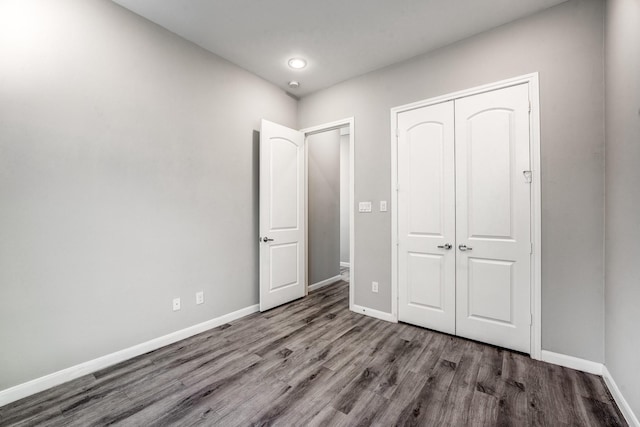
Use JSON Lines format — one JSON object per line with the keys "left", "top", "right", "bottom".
{"left": 0, "top": 278, "right": 626, "bottom": 426}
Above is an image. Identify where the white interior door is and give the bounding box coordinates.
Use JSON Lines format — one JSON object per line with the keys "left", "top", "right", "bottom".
{"left": 455, "top": 84, "right": 531, "bottom": 353}
{"left": 397, "top": 101, "right": 456, "bottom": 334}
{"left": 259, "top": 119, "right": 305, "bottom": 311}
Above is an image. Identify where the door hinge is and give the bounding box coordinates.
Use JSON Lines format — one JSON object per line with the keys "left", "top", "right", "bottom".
{"left": 523, "top": 170, "right": 532, "bottom": 183}
{"left": 530, "top": 242, "right": 533, "bottom": 254}
{"left": 528, "top": 101, "right": 532, "bottom": 113}
{"left": 395, "top": 128, "right": 399, "bottom": 138}
{"left": 530, "top": 313, "right": 533, "bottom": 325}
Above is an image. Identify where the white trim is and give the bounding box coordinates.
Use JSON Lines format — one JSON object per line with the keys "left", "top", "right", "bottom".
{"left": 349, "top": 121, "right": 355, "bottom": 313}
{"left": 340, "top": 262, "right": 351, "bottom": 268}
{"left": 543, "top": 353, "right": 640, "bottom": 426}
{"left": 603, "top": 366, "right": 640, "bottom": 427}
{"left": 529, "top": 75, "right": 542, "bottom": 360}
{"left": 390, "top": 73, "right": 541, "bottom": 114}
{"left": 390, "top": 73, "right": 542, "bottom": 358}
{"left": 300, "top": 118, "right": 352, "bottom": 135}
{"left": 351, "top": 304, "right": 397, "bottom": 323}
{"left": 390, "top": 96, "right": 399, "bottom": 323}
{"left": 308, "top": 274, "right": 342, "bottom": 292}
{"left": 0, "top": 304, "right": 259, "bottom": 407}
{"left": 303, "top": 123, "right": 310, "bottom": 297}
{"left": 300, "top": 118, "right": 355, "bottom": 313}
{"left": 540, "top": 350, "right": 603, "bottom": 375}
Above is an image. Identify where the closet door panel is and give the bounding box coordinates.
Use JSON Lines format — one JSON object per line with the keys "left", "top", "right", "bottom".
{"left": 455, "top": 84, "right": 532, "bottom": 353}
{"left": 397, "top": 101, "right": 456, "bottom": 334}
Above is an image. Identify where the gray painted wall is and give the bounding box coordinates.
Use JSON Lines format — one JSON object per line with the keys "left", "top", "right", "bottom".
{"left": 0, "top": 0, "right": 296, "bottom": 390}
{"left": 2, "top": 0, "right": 625, "bottom": 400}
{"left": 298, "top": 0, "right": 606, "bottom": 362}
{"left": 340, "top": 134, "right": 350, "bottom": 264}
{"left": 605, "top": 0, "right": 640, "bottom": 417}
{"left": 308, "top": 130, "right": 341, "bottom": 285}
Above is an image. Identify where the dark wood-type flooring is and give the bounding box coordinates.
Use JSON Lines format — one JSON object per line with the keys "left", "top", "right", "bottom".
{"left": 0, "top": 278, "right": 626, "bottom": 426}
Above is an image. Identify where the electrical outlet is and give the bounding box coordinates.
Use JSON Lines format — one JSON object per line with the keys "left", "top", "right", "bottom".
{"left": 196, "top": 291, "right": 204, "bottom": 305}
{"left": 172, "top": 297, "right": 181, "bottom": 311}
{"left": 372, "top": 281, "right": 379, "bottom": 293}
{"left": 380, "top": 201, "right": 388, "bottom": 212}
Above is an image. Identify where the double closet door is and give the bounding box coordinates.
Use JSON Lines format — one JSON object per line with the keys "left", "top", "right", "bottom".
{"left": 397, "top": 84, "right": 532, "bottom": 353}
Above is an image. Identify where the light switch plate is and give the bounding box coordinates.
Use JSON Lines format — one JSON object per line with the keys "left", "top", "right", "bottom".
{"left": 380, "top": 201, "right": 388, "bottom": 212}
{"left": 359, "top": 201, "right": 372, "bottom": 213}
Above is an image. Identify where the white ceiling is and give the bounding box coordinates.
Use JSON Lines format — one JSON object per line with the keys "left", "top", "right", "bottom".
{"left": 112, "top": 0, "right": 567, "bottom": 97}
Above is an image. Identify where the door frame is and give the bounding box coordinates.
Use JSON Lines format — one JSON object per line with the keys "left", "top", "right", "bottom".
{"left": 390, "top": 73, "right": 542, "bottom": 360}
{"left": 300, "top": 117, "right": 355, "bottom": 310}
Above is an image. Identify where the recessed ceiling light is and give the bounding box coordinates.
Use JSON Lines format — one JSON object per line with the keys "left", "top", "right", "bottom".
{"left": 288, "top": 81, "right": 300, "bottom": 89}
{"left": 288, "top": 58, "right": 307, "bottom": 69}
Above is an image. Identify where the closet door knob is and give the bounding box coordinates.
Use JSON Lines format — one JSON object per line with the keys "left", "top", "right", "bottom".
{"left": 458, "top": 244, "right": 473, "bottom": 251}
{"left": 437, "top": 243, "right": 452, "bottom": 250}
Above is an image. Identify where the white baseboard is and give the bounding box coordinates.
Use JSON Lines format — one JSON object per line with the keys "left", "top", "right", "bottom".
{"left": 340, "top": 262, "right": 350, "bottom": 268}
{"left": 540, "top": 350, "right": 603, "bottom": 375}
{"left": 308, "top": 274, "right": 342, "bottom": 292}
{"left": 603, "top": 366, "right": 640, "bottom": 427}
{"left": 0, "top": 304, "right": 259, "bottom": 407}
{"left": 526, "top": 351, "right": 639, "bottom": 425}
{"left": 351, "top": 304, "right": 397, "bottom": 323}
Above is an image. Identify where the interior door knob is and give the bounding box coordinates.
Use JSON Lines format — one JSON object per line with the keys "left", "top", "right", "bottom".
{"left": 458, "top": 244, "right": 472, "bottom": 251}
{"left": 437, "top": 243, "right": 452, "bottom": 250}
{"left": 262, "top": 236, "right": 274, "bottom": 243}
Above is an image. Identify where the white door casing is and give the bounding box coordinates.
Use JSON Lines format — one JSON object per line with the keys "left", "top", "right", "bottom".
{"left": 455, "top": 84, "right": 531, "bottom": 353}
{"left": 397, "top": 101, "right": 456, "bottom": 334}
{"left": 259, "top": 120, "right": 306, "bottom": 311}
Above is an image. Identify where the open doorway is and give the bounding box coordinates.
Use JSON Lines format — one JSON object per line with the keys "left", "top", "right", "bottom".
{"left": 302, "top": 118, "right": 354, "bottom": 307}
{"left": 258, "top": 118, "right": 354, "bottom": 312}
{"left": 305, "top": 125, "right": 350, "bottom": 293}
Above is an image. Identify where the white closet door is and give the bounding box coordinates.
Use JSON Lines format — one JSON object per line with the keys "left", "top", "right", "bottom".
{"left": 455, "top": 84, "right": 532, "bottom": 353}
{"left": 397, "top": 101, "right": 456, "bottom": 334}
